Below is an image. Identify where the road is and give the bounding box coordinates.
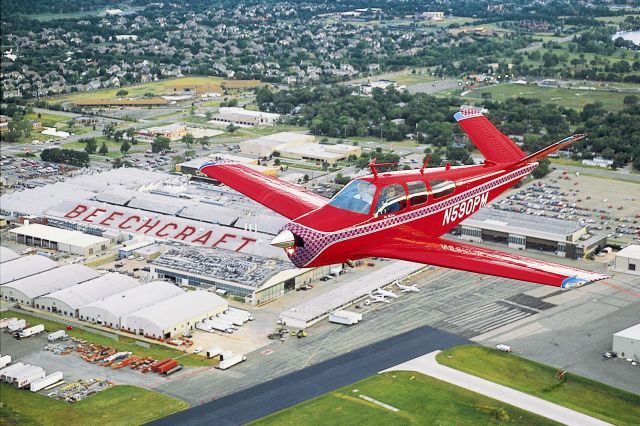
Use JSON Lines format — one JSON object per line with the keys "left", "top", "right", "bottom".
{"left": 551, "top": 164, "right": 640, "bottom": 183}
{"left": 384, "top": 351, "right": 612, "bottom": 426}
{"left": 150, "top": 326, "right": 469, "bottom": 426}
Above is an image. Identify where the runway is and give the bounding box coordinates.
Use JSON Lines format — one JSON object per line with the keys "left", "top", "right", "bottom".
{"left": 150, "top": 326, "right": 469, "bottom": 426}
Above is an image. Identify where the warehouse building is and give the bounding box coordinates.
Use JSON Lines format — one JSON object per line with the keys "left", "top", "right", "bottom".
{"left": 209, "top": 107, "right": 281, "bottom": 127}
{"left": 121, "top": 290, "right": 227, "bottom": 339}
{"left": 150, "top": 246, "right": 330, "bottom": 305}
{"left": 613, "top": 323, "right": 640, "bottom": 360}
{"left": 136, "top": 123, "right": 188, "bottom": 141}
{"left": 614, "top": 245, "right": 640, "bottom": 276}
{"left": 0, "top": 255, "right": 58, "bottom": 285}
{"left": 456, "top": 208, "right": 606, "bottom": 259}
{"left": 79, "top": 281, "right": 184, "bottom": 328}
{"left": 118, "top": 240, "right": 153, "bottom": 259}
{"left": 9, "top": 224, "right": 111, "bottom": 257}
{"left": 1, "top": 246, "right": 19, "bottom": 263}
{"left": 238, "top": 132, "right": 313, "bottom": 157}
{"left": 177, "top": 155, "right": 278, "bottom": 178}
{"left": 1, "top": 264, "right": 99, "bottom": 306}
{"left": 35, "top": 273, "right": 140, "bottom": 318}
{"left": 279, "top": 143, "right": 362, "bottom": 165}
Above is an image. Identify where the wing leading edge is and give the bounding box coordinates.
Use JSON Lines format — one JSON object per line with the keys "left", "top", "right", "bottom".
{"left": 199, "top": 161, "right": 327, "bottom": 220}
{"left": 359, "top": 236, "right": 609, "bottom": 288}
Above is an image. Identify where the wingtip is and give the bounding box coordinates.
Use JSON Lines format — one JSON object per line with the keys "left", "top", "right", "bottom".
{"left": 561, "top": 273, "right": 611, "bottom": 289}
{"left": 455, "top": 105, "right": 485, "bottom": 121}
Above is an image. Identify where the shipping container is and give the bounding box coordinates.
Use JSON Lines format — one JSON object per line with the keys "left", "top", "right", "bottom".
{"left": 47, "top": 330, "right": 67, "bottom": 342}
{"left": 157, "top": 360, "right": 178, "bottom": 374}
{"left": 150, "top": 358, "right": 172, "bottom": 373}
{"left": 0, "top": 355, "right": 11, "bottom": 369}
{"left": 165, "top": 365, "right": 183, "bottom": 376}
{"left": 30, "top": 371, "right": 63, "bottom": 392}
{"left": 19, "top": 324, "right": 45, "bottom": 339}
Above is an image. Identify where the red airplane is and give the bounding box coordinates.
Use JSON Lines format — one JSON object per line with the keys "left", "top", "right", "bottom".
{"left": 200, "top": 106, "right": 610, "bottom": 288}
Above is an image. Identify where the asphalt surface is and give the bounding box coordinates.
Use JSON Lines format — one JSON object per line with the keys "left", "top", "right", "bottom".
{"left": 151, "top": 325, "right": 469, "bottom": 426}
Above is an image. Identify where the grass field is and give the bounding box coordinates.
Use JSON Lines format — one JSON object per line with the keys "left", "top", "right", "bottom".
{"left": 252, "top": 371, "right": 559, "bottom": 425}
{"left": 63, "top": 136, "right": 149, "bottom": 158}
{"left": 0, "top": 383, "right": 187, "bottom": 426}
{"left": 6, "top": 310, "right": 215, "bottom": 367}
{"left": 437, "top": 346, "right": 640, "bottom": 426}
{"left": 455, "top": 83, "right": 635, "bottom": 111}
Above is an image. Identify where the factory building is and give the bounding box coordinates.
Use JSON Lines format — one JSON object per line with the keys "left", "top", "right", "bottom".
{"left": 9, "top": 224, "right": 111, "bottom": 257}
{"left": 239, "top": 132, "right": 314, "bottom": 157}
{"left": 177, "top": 155, "right": 278, "bottom": 178}
{"left": 456, "top": 209, "right": 607, "bottom": 259}
{"left": 118, "top": 240, "right": 153, "bottom": 259}
{"left": 1, "top": 246, "right": 19, "bottom": 263}
{"left": 209, "top": 107, "right": 280, "bottom": 127}
{"left": 121, "top": 291, "right": 227, "bottom": 339}
{"left": 1, "top": 264, "right": 99, "bottom": 306}
{"left": 35, "top": 273, "right": 140, "bottom": 318}
{"left": 0, "top": 255, "right": 58, "bottom": 285}
{"left": 279, "top": 143, "right": 362, "bottom": 165}
{"left": 614, "top": 245, "right": 640, "bottom": 276}
{"left": 79, "top": 281, "right": 184, "bottom": 329}
{"left": 613, "top": 324, "right": 640, "bottom": 360}
{"left": 150, "top": 246, "right": 330, "bottom": 305}
{"left": 137, "top": 123, "right": 188, "bottom": 141}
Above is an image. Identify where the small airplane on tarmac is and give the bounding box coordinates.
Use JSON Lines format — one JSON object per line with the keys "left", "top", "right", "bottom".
{"left": 374, "top": 287, "right": 399, "bottom": 298}
{"left": 200, "top": 106, "right": 610, "bottom": 288}
{"left": 368, "top": 293, "right": 391, "bottom": 304}
{"left": 395, "top": 281, "right": 420, "bottom": 293}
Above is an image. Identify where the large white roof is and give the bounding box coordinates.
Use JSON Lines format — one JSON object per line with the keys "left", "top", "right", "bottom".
{"left": 617, "top": 245, "right": 640, "bottom": 260}
{"left": 0, "top": 246, "right": 19, "bottom": 263}
{"left": 38, "top": 272, "right": 140, "bottom": 309}
{"left": 3, "top": 264, "right": 99, "bottom": 298}
{"left": 80, "top": 281, "right": 183, "bottom": 317}
{"left": 614, "top": 323, "right": 640, "bottom": 340}
{"left": 10, "top": 224, "right": 109, "bottom": 248}
{"left": 125, "top": 290, "right": 227, "bottom": 330}
{"left": 0, "top": 255, "right": 58, "bottom": 285}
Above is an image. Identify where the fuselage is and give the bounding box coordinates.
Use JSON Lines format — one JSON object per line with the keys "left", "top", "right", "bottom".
{"left": 281, "top": 161, "right": 538, "bottom": 267}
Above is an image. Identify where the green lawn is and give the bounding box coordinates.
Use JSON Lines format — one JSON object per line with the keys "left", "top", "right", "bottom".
{"left": 437, "top": 346, "right": 640, "bottom": 426}
{"left": 253, "top": 371, "right": 559, "bottom": 425}
{"left": 0, "top": 383, "right": 187, "bottom": 426}
{"left": 6, "top": 310, "right": 215, "bottom": 367}
{"left": 457, "top": 83, "right": 636, "bottom": 111}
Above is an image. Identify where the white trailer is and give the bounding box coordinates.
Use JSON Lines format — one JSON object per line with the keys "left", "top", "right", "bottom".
{"left": 204, "top": 319, "right": 233, "bottom": 334}
{"left": 218, "top": 352, "right": 246, "bottom": 370}
{"left": 30, "top": 371, "right": 63, "bottom": 392}
{"left": 11, "top": 365, "right": 42, "bottom": 385}
{"left": 329, "top": 310, "right": 362, "bottom": 325}
{"left": 0, "top": 355, "right": 11, "bottom": 369}
{"left": 227, "top": 307, "right": 254, "bottom": 321}
{"left": 206, "top": 347, "right": 223, "bottom": 358}
{"left": 217, "top": 314, "right": 243, "bottom": 327}
{"left": 8, "top": 319, "right": 26, "bottom": 333}
{"left": 329, "top": 265, "right": 343, "bottom": 277}
{"left": 195, "top": 322, "right": 213, "bottom": 332}
{"left": 17, "top": 368, "right": 45, "bottom": 388}
{"left": 0, "top": 317, "right": 18, "bottom": 328}
{"left": 0, "top": 362, "right": 24, "bottom": 380}
{"left": 47, "top": 330, "right": 67, "bottom": 342}
{"left": 224, "top": 310, "right": 251, "bottom": 323}
{"left": 5, "top": 364, "right": 35, "bottom": 384}
{"left": 19, "top": 324, "right": 45, "bottom": 339}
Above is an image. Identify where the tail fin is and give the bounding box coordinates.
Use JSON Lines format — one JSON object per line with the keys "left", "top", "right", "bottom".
{"left": 454, "top": 106, "right": 525, "bottom": 164}
{"left": 509, "top": 133, "right": 587, "bottom": 168}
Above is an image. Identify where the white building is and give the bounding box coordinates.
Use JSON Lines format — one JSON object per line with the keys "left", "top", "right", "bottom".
{"left": 239, "top": 132, "right": 314, "bottom": 157}
{"left": 35, "top": 273, "right": 140, "bottom": 318}
{"left": 613, "top": 324, "right": 640, "bottom": 360}
{"left": 121, "top": 291, "right": 228, "bottom": 339}
{"left": 0, "top": 246, "right": 20, "bottom": 263}
{"left": 1, "top": 264, "right": 99, "bottom": 306}
{"left": 210, "top": 107, "right": 281, "bottom": 127}
{"left": 10, "top": 224, "right": 111, "bottom": 257}
{"left": 79, "top": 281, "right": 183, "bottom": 328}
{"left": 279, "top": 143, "right": 362, "bottom": 165}
{"left": 0, "top": 255, "right": 58, "bottom": 285}
{"left": 614, "top": 245, "right": 640, "bottom": 275}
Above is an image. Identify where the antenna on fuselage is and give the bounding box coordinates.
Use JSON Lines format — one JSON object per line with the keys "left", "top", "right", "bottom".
{"left": 420, "top": 155, "right": 431, "bottom": 175}
{"left": 368, "top": 158, "right": 398, "bottom": 179}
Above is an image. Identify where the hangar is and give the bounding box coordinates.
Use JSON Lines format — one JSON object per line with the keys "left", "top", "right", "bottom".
{"left": 0, "top": 246, "right": 19, "bottom": 263}
{"left": 238, "top": 132, "right": 313, "bottom": 157}
{"left": 1, "top": 264, "right": 99, "bottom": 306}
{"left": 613, "top": 323, "right": 640, "bottom": 360}
{"left": 35, "top": 273, "right": 140, "bottom": 318}
{"left": 121, "top": 290, "right": 227, "bottom": 339}
{"left": 614, "top": 245, "right": 640, "bottom": 276}
{"left": 79, "top": 281, "right": 184, "bottom": 328}
{"left": 0, "top": 255, "right": 59, "bottom": 285}
{"left": 10, "top": 223, "right": 111, "bottom": 257}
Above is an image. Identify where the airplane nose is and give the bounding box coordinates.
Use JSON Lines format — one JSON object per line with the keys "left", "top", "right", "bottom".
{"left": 271, "top": 230, "right": 296, "bottom": 249}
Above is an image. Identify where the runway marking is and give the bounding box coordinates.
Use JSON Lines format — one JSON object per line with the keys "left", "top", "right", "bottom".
{"left": 359, "top": 394, "right": 400, "bottom": 412}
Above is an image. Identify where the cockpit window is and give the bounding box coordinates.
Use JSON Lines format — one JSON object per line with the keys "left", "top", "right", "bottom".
{"left": 375, "top": 183, "right": 407, "bottom": 216}
{"left": 430, "top": 180, "right": 456, "bottom": 199}
{"left": 328, "top": 179, "right": 376, "bottom": 214}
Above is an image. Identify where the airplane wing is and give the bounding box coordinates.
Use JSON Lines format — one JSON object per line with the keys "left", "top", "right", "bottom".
{"left": 359, "top": 236, "right": 609, "bottom": 288}
{"left": 199, "top": 161, "right": 327, "bottom": 220}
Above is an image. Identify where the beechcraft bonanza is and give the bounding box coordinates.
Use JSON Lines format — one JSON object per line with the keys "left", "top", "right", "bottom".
{"left": 368, "top": 293, "right": 391, "bottom": 304}
{"left": 395, "top": 281, "right": 420, "bottom": 293}
{"left": 374, "top": 288, "right": 399, "bottom": 299}
{"left": 201, "top": 106, "right": 610, "bottom": 289}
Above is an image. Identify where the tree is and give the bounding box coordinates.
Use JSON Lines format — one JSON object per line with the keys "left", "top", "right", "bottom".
{"left": 126, "top": 127, "right": 136, "bottom": 139}
{"left": 226, "top": 123, "right": 239, "bottom": 134}
{"left": 205, "top": 111, "right": 212, "bottom": 120}
{"left": 99, "top": 142, "right": 109, "bottom": 155}
{"left": 152, "top": 135, "right": 171, "bottom": 153}
{"left": 532, "top": 158, "right": 551, "bottom": 178}
{"left": 102, "top": 123, "right": 116, "bottom": 140}
{"left": 624, "top": 95, "right": 638, "bottom": 106}
{"left": 116, "top": 89, "right": 128, "bottom": 97}
{"left": 120, "top": 140, "right": 131, "bottom": 153}
{"left": 182, "top": 133, "right": 195, "bottom": 148}
{"left": 84, "top": 138, "right": 97, "bottom": 154}
{"left": 113, "top": 130, "right": 124, "bottom": 143}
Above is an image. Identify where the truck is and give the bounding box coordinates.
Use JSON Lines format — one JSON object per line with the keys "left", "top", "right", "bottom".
{"left": 329, "top": 310, "right": 362, "bottom": 325}
{"left": 7, "top": 319, "right": 26, "bottom": 333}
{"left": 19, "top": 324, "right": 45, "bottom": 339}
{"left": 329, "top": 265, "right": 343, "bottom": 277}
{"left": 205, "top": 347, "right": 223, "bottom": 359}
{"left": 16, "top": 368, "right": 45, "bottom": 388}
{"left": 217, "top": 313, "right": 244, "bottom": 327}
{"left": 47, "top": 330, "right": 67, "bottom": 342}
{"left": 157, "top": 359, "right": 178, "bottom": 374}
{"left": 0, "top": 355, "right": 11, "bottom": 369}
{"left": 218, "top": 353, "right": 247, "bottom": 370}
{"left": 496, "top": 344, "right": 512, "bottom": 353}
{"left": 0, "top": 362, "right": 24, "bottom": 381}
{"left": 0, "top": 317, "right": 18, "bottom": 328}
{"left": 30, "top": 371, "right": 63, "bottom": 392}
{"left": 227, "top": 307, "right": 254, "bottom": 321}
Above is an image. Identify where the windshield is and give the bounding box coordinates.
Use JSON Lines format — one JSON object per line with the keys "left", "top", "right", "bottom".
{"left": 328, "top": 179, "right": 376, "bottom": 214}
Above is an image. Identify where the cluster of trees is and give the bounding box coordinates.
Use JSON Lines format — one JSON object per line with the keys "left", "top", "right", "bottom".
{"left": 40, "top": 148, "right": 89, "bottom": 167}
{"left": 2, "top": 113, "right": 32, "bottom": 143}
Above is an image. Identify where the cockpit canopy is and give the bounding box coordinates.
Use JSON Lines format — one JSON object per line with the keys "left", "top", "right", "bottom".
{"left": 328, "top": 179, "right": 376, "bottom": 214}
